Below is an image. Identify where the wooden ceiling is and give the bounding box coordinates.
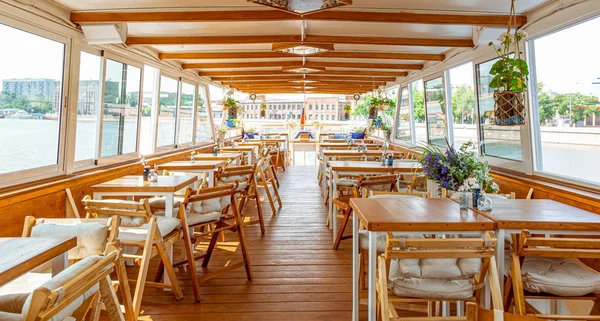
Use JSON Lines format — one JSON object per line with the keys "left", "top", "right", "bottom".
{"left": 63, "top": 0, "right": 550, "bottom": 95}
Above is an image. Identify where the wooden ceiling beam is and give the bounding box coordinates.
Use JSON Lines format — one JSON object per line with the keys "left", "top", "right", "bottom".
{"left": 221, "top": 81, "right": 388, "bottom": 86}
{"left": 71, "top": 10, "right": 525, "bottom": 27}
{"left": 210, "top": 75, "right": 397, "bottom": 82}
{"left": 127, "top": 35, "right": 471, "bottom": 47}
{"left": 159, "top": 51, "right": 444, "bottom": 61}
{"left": 126, "top": 35, "right": 301, "bottom": 46}
{"left": 201, "top": 70, "right": 407, "bottom": 77}
{"left": 184, "top": 61, "right": 422, "bottom": 70}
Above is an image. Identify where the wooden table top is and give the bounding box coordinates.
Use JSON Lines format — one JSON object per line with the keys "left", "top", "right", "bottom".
{"left": 328, "top": 161, "right": 420, "bottom": 173}
{"left": 90, "top": 175, "right": 197, "bottom": 193}
{"left": 323, "top": 150, "right": 398, "bottom": 157}
{"left": 219, "top": 146, "right": 256, "bottom": 151}
{"left": 158, "top": 160, "right": 225, "bottom": 170}
{"left": 350, "top": 198, "right": 496, "bottom": 232}
{"left": 320, "top": 143, "right": 382, "bottom": 148}
{"left": 248, "top": 138, "right": 286, "bottom": 142}
{"left": 193, "top": 153, "right": 242, "bottom": 161}
{"left": 0, "top": 237, "right": 77, "bottom": 286}
{"left": 472, "top": 199, "right": 600, "bottom": 231}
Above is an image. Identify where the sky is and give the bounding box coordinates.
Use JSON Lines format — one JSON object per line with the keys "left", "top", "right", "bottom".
{"left": 1, "top": 15, "right": 598, "bottom": 98}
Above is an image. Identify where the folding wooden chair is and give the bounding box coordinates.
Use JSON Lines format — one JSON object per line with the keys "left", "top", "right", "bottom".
{"left": 216, "top": 164, "right": 265, "bottom": 234}
{"left": 332, "top": 174, "right": 398, "bottom": 250}
{"left": 378, "top": 233, "right": 500, "bottom": 321}
{"left": 506, "top": 230, "right": 600, "bottom": 320}
{"left": 167, "top": 183, "right": 252, "bottom": 296}
{"left": 255, "top": 157, "right": 282, "bottom": 214}
{"left": 82, "top": 196, "right": 188, "bottom": 316}
{"left": 0, "top": 249, "right": 128, "bottom": 321}
{"left": 266, "top": 141, "right": 286, "bottom": 172}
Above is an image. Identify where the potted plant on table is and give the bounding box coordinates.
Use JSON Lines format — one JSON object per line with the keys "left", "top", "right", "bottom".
{"left": 379, "top": 122, "right": 392, "bottom": 142}
{"left": 215, "top": 125, "right": 228, "bottom": 147}
{"left": 343, "top": 104, "right": 352, "bottom": 121}
{"left": 488, "top": 0, "right": 529, "bottom": 126}
{"left": 351, "top": 127, "right": 366, "bottom": 139}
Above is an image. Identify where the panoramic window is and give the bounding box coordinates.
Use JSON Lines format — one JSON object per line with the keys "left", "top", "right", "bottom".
{"left": 476, "top": 58, "right": 522, "bottom": 160}
{"left": 0, "top": 24, "right": 65, "bottom": 175}
{"left": 448, "top": 62, "right": 477, "bottom": 147}
{"left": 531, "top": 16, "right": 600, "bottom": 183}
{"left": 75, "top": 51, "right": 102, "bottom": 163}
{"left": 410, "top": 80, "right": 427, "bottom": 144}
{"left": 209, "top": 84, "right": 224, "bottom": 125}
{"left": 100, "top": 59, "right": 141, "bottom": 158}
{"left": 196, "top": 86, "right": 212, "bottom": 142}
{"left": 424, "top": 77, "right": 447, "bottom": 148}
{"left": 395, "top": 87, "right": 411, "bottom": 141}
{"left": 140, "top": 65, "right": 158, "bottom": 155}
{"left": 178, "top": 82, "right": 195, "bottom": 144}
{"left": 156, "top": 76, "right": 178, "bottom": 147}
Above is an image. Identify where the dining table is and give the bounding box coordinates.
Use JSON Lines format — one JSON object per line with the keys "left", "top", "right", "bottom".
{"left": 349, "top": 197, "right": 496, "bottom": 321}
{"left": 193, "top": 152, "right": 242, "bottom": 165}
{"left": 0, "top": 236, "right": 77, "bottom": 286}
{"left": 158, "top": 160, "right": 225, "bottom": 187}
{"left": 327, "top": 160, "right": 421, "bottom": 238}
{"left": 219, "top": 146, "right": 257, "bottom": 164}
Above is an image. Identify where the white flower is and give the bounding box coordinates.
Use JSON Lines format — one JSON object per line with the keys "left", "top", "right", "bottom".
{"left": 497, "top": 32, "right": 510, "bottom": 42}
{"left": 516, "top": 30, "right": 528, "bottom": 41}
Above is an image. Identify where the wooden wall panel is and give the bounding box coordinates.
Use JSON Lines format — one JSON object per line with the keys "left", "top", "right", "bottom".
{"left": 0, "top": 145, "right": 215, "bottom": 237}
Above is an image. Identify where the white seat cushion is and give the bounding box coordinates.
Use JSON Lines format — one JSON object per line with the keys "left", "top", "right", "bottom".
{"left": 336, "top": 178, "right": 358, "bottom": 187}
{"left": 147, "top": 196, "right": 184, "bottom": 209}
{"left": 521, "top": 257, "right": 600, "bottom": 296}
{"left": 31, "top": 223, "right": 108, "bottom": 260}
{"left": 118, "top": 216, "right": 181, "bottom": 242}
{"left": 391, "top": 257, "right": 481, "bottom": 279}
{"left": 188, "top": 195, "right": 231, "bottom": 214}
{"left": 388, "top": 276, "right": 476, "bottom": 300}
{"left": 358, "top": 231, "right": 424, "bottom": 252}
{"left": 187, "top": 212, "right": 222, "bottom": 225}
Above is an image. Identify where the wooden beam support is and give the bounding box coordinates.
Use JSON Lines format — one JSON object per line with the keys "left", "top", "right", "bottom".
{"left": 201, "top": 70, "right": 407, "bottom": 77}
{"left": 71, "top": 10, "right": 526, "bottom": 27}
{"left": 304, "top": 35, "right": 473, "bottom": 48}
{"left": 126, "top": 35, "right": 302, "bottom": 46}
{"left": 221, "top": 80, "right": 388, "bottom": 86}
{"left": 210, "top": 75, "right": 397, "bottom": 82}
{"left": 127, "top": 35, "right": 471, "bottom": 47}
{"left": 159, "top": 51, "right": 444, "bottom": 61}
{"left": 305, "top": 61, "right": 423, "bottom": 70}
{"left": 185, "top": 61, "right": 422, "bottom": 70}
{"left": 182, "top": 61, "right": 302, "bottom": 69}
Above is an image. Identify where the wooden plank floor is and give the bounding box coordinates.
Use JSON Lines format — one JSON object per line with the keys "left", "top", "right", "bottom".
{"left": 130, "top": 165, "right": 364, "bottom": 320}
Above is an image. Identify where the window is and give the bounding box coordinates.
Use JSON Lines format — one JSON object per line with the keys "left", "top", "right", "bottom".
{"left": 309, "top": 104, "right": 313, "bottom": 110}
{"left": 75, "top": 51, "right": 102, "bottom": 163}
{"left": 101, "top": 59, "right": 141, "bottom": 158}
{"left": 208, "top": 84, "right": 224, "bottom": 125}
{"left": 447, "top": 62, "right": 477, "bottom": 147}
{"left": 327, "top": 104, "right": 329, "bottom": 110}
{"left": 178, "top": 82, "right": 195, "bottom": 144}
{"left": 0, "top": 24, "right": 65, "bottom": 175}
{"left": 410, "top": 79, "right": 427, "bottom": 144}
{"left": 395, "top": 87, "right": 412, "bottom": 141}
{"left": 531, "top": 16, "right": 600, "bottom": 184}
{"left": 424, "top": 77, "right": 447, "bottom": 148}
{"left": 140, "top": 65, "right": 158, "bottom": 155}
{"left": 157, "top": 76, "right": 178, "bottom": 147}
{"left": 476, "top": 58, "right": 522, "bottom": 160}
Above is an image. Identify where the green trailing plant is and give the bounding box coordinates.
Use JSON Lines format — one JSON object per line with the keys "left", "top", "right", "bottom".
{"left": 343, "top": 105, "right": 352, "bottom": 112}
{"left": 488, "top": 30, "right": 529, "bottom": 91}
{"left": 353, "top": 127, "right": 366, "bottom": 133}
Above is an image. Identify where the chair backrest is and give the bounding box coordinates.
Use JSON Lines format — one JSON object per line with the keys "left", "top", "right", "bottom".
{"left": 22, "top": 250, "right": 123, "bottom": 321}
{"left": 517, "top": 230, "right": 600, "bottom": 259}
{"left": 183, "top": 183, "right": 239, "bottom": 215}
{"left": 22, "top": 216, "right": 120, "bottom": 260}
{"left": 333, "top": 155, "right": 365, "bottom": 161}
{"left": 367, "top": 190, "right": 429, "bottom": 199}
{"left": 299, "top": 133, "right": 310, "bottom": 140}
{"left": 82, "top": 196, "right": 152, "bottom": 228}
{"left": 353, "top": 174, "right": 398, "bottom": 197}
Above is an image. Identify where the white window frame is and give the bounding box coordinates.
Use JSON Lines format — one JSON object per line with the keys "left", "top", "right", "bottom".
{"left": 393, "top": 85, "right": 414, "bottom": 146}
{"left": 97, "top": 52, "right": 144, "bottom": 165}
{"left": 155, "top": 72, "right": 180, "bottom": 151}
{"left": 423, "top": 73, "right": 448, "bottom": 148}
{"left": 444, "top": 60, "right": 479, "bottom": 150}
{"left": 177, "top": 78, "right": 197, "bottom": 147}
{"left": 0, "top": 15, "right": 71, "bottom": 187}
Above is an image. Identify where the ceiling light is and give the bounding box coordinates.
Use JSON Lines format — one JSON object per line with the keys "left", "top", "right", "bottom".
{"left": 250, "top": 0, "right": 351, "bottom": 14}
{"left": 283, "top": 66, "right": 325, "bottom": 73}
{"left": 290, "top": 80, "right": 317, "bottom": 84}
{"left": 272, "top": 43, "right": 334, "bottom": 56}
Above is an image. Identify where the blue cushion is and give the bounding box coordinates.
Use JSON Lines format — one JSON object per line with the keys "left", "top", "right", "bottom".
{"left": 351, "top": 132, "right": 365, "bottom": 139}
{"left": 244, "top": 133, "right": 256, "bottom": 139}
{"left": 333, "top": 133, "right": 348, "bottom": 139}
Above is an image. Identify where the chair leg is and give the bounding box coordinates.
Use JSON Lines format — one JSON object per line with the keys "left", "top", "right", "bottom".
{"left": 99, "top": 275, "right": 126, "bottom": 321}
{"left": 324, "top": 187, "right": 330, "bottom": 206}
{"left": 155, "top": 238, "right": 184, "bottom": 300}
{"left": 270, "top": 178, "right": 283, "bottom": 208}
{"left": 111, "top": 246, "right": 135, "bottom": 321}
{"left": 232, "top": 197, "right": 253, "bottom": 280}
{"left": 202, "top": 223, "right": 222, "bottom": 268}
{"left": 131, "top": 219, "right": 156, "bottom": 318}
{"left": 261, "top": 180, "right": 278, "bottom": 214}
{"left": 333, "top": 207, "right": 352, "bottom": 250}
{"left": 179, "top": 207, "right": 202, "bottom": 302}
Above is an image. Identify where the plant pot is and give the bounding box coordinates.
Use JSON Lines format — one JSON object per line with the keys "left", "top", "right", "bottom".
{"left": 383, "top": 130, "right": 391, "bottom": 142}
{"left": 344, "top": 112, "right": 350, "bottom": 121}
{"left": 260, "top": 110, "right": 266, "bottom": 118}
{"left": 493, "top": 90, "right": 526, "bottom": 126}
{"left": 368, "top": 106, "right": 378, "bottom": 119}
{"left": 351, "top": 132, "right": 365, "bottom": 139}
{"left": 377, "top": 103, "right": 387, "bottom": 111}
{"left": 217, "top": 131, "right": 226, "bottom": 147}
{"left": 426, "top": 179, "right": 441, "bottom": 198}
{"left": 227, "top": 119, "right": 234, "bottom": 128}
{"left": 228, "top": 109, "right": 238, "bottom": 119}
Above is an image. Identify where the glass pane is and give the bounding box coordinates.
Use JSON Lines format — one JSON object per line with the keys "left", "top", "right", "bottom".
{"left": 0, "top": 24, "right": 65, "bottom": 174}
{"left": 140, "top": 65, "right": 158, "bottom": 155}
{"left": 411, "top": 80, "right": 427, "bottom": 144}
{"left": 424, "top": 77, "right": 447, "bottom": 148}
{"left": 75, "top": 51, "right": 101, "bottom": 162}
{"left": 178, "top": 82, "right": 195, "bottom": 144}
{"left": 532, "top": 16, "right": 600, "bottom": 183}
{"left": 476, "top": 59, "right": 522, "bottom": 160}
{"left": 157, "top": 76, "right": 178, "bottom": 147}
{"left": 395, "top": 87, "right": 412, "bottom": 141}
{"left": 196, "top": 86, "right": 212, "bottom": 142}
{"left": 101, "top": 59, "right": 140, "bottom": 158}
{"left": 209, "top": 84, "right": 224, "bottom": 125}
{"left": 448, "top": 62, "right": 477, "bottom": 147}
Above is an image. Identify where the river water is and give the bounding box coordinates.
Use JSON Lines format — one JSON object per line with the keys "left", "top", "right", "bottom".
{"left": 2, "top": 119, "right": 600, "bottom": 185}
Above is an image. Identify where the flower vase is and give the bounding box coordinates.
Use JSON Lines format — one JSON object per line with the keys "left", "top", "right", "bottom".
{"left": 426, "top": 179, "right": 441, "bottom": 198}
{"left": 218, "top": 132, "right": 226, "bottom": 147}
{"left": 383, "top": 130, "right": 391, "bottom": 142}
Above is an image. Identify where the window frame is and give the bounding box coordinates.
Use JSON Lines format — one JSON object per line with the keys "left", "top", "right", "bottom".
{"left": 0, "top": 15, "right": 72, "bottom": 186}
{"left": 392, "top": 85, "right": 414, "bottom": 146}
{"left": 176, "top": 78, "right": 197, "bottom": 148}
{"left": 97, "top": 52, "right": 144, "bottom": 165}
{"left": 422, "top": 73, "right": 448, "bottom": 148}
{"left": 155, "top": 72, "right": 180, "bottom": 151}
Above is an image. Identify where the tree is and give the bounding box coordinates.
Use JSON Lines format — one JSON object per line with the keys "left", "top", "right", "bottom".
{"left": 412, "top": 89, "right": 425, "bottom": 122}
{"left": 351, "top": 95, "right": 396, "bottom": 119}
{"left": 451, "top": 86, "right": 475, "bottom": 124}
{"left": 537, "top": 92, "right": 555, "bottom": 124}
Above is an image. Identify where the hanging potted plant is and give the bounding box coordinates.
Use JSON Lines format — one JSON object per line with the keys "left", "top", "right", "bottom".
{"left": 368, "top": 97, "right": 380, "bottom": 119}
{"left": 378, "top": 97, "right": 391, "bottom": 111}
{"left": 260, "top": 103, "right": 267, "bottom": 118}
{"left": 343, "top": 104, "right": 352, "bottom": 121}
{"left": 488, "top": 0, "right": 529, "bottom": 126}
{"left": 379, "top": 122, "right": 392, "bottom": 142}
{"left": 222, "top": 97, "right": 244, "bottom": 127}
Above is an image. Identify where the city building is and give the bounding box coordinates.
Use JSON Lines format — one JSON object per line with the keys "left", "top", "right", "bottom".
{"left": 77, "top": 80, "right": 101, "bottom": 115}
{"left": 2, "top": 78, "right": 56, "bottom": 101}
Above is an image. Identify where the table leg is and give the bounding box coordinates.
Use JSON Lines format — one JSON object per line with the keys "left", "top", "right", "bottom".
{"left": 51, "top": 252, "right": 68, "bottom": 277}
{"left": 368, "top": 231, "right": 377, "bottom": 321}
{"left": 208, "top": 170, "right": 215, "bottom": 187}
{"left": 495, "top": 228, "right": 505, "bottom": 298}
{"left": 352, "top": 212, "right": 359, "bottom": 321}
{"left": 163, "top": 194, "right": 175, "bottom": 289}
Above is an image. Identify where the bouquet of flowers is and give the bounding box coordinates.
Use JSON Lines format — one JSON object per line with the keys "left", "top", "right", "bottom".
{"left": 415, "top": 141, "right": 497, "bottom": 191}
